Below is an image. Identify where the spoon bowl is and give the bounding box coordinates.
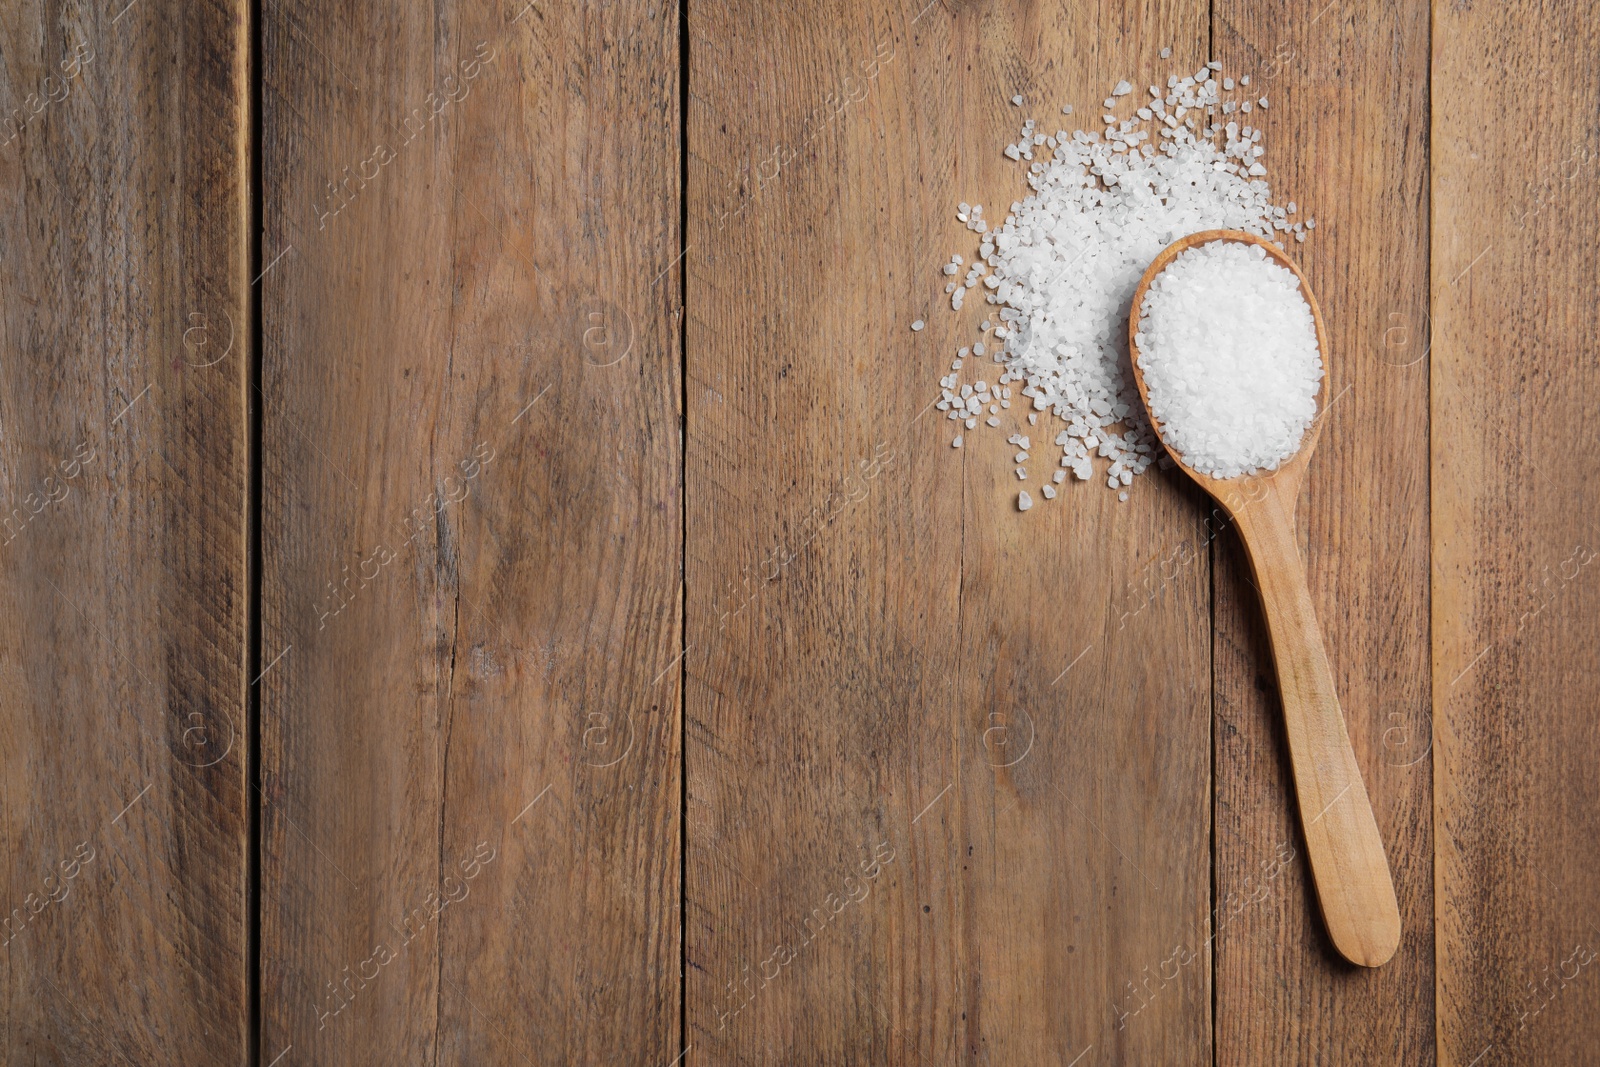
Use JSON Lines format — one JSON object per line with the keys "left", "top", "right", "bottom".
{"left": 1128, "top": 229, "right": 1401, "bottom": 968}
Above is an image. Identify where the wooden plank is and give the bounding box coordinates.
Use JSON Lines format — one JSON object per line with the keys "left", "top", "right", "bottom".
{"left": 1432, "top": 2, "right": 1600, "bottom": 1064}
{"left": 1209, "top": 0, "right": 1434, "bottom": 1059}
{"left": 259, "top": 1, "right": 681, "bottom": 1062}
{"left": 0, "top": 0, "right": 250, "bottom": 1062}
{"left": 685, "top": 3, "right": 1212, "bottom": 1062}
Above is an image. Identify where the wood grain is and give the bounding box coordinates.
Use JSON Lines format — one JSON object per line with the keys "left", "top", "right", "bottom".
{"left": 0, "top": 0, "right": 1595, "bottom": 1058}
{"left": 1432, "top": 1, "right": 1600, "bottom": 1063}
{"left": 1209, "top": 0, "right": 1435, "bottom": 1058}
{"left": 0, "top": 0, "right": 250, "bottom": 1062}
{"left": 685, "top": 2, "right": 1213, "bottom": 1062}
{"left": 260, "top": 1, "right": 681, "bottom": 1063}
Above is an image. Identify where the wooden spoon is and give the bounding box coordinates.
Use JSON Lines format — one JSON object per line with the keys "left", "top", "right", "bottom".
{"left": 1127, "top": 229, "right": 1401, "bottom": 968}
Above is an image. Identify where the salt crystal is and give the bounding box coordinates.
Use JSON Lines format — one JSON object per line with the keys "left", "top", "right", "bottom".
{"left": 1134, "top": 239, "right": 1322, "bottom": 479}
{"left": 930, "top": 47, "right": 1311, "bottom": 504}
{"left": 912, "top": 319, "right": 925, "bottom": 331}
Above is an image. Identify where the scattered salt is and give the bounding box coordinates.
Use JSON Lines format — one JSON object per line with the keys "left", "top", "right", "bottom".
{"left": 924, "top": 50, "right": 1308, "bottom": 507}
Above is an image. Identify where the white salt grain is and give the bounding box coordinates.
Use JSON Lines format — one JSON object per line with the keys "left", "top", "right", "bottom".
{"left": 1018, "top": 490, "right": 1033, "bottom": 511}
{"left": 932, "top": 49, "right": 1311, "bottom": 503}
{"left": 1134, "top": 240, "right": 1322, "bottom": 479}
{"left": 912, "top": 319, "right": 926, "bottom": 331}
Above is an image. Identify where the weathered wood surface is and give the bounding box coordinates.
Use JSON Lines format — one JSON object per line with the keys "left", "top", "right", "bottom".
{"left": 1210, "top": 0, "right": 1436, "bottom": 1060}
{"left": 686, "top": 3, "right": 1214, "bottom": 1063}
{"left": 260, "top": 0, "right": 681, "bottom": 1063}
{"left": 0, "top": 0, "right": 1596, "bottom": 1062}
{"left": 0, "top": 0, "right": 250, "bottom": 1062}
{"left": 1432, "top": 0, "right": 1600, "bottom": 1064}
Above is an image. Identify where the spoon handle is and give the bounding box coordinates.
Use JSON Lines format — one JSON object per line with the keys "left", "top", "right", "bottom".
{"left": 1234, "top": 490, "right": 1401, "bottom": 967}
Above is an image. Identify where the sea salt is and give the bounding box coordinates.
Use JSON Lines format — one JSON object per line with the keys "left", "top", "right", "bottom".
{"left": 1134, "top": 240, "right": 1322, "bottom": 479}
{"left": 925, "top": 50, "right": 1308, "bottom": 502}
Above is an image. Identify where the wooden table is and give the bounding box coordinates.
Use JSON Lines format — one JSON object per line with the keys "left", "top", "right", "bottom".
{"left": 0, "top": 0, "right": 1595, "bottom": 1063}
